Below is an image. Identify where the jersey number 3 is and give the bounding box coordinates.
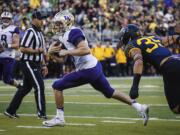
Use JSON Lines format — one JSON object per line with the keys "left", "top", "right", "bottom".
{"left": 137, "top": 37, "right": 159, "bottom": 53}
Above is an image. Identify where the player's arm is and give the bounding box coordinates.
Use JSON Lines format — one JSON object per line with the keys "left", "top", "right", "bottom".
{"left": 160, "top": 35, "right": 180, "bottom": 47}
{"left": 60, "top": 40, "right": 90, "bottom": 56}
{"left": 128, "top": 47, "right": 143, "bottom": 99}
{"left": 59, "top": 29, "right": 91, "bottom": 56}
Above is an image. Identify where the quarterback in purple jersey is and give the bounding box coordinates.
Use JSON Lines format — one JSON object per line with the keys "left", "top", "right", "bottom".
{"left": 43, "top": 10, "right": 149, "bottom": 127}
{"left": 0, "top": 11, "right": 22, "bottom": 88}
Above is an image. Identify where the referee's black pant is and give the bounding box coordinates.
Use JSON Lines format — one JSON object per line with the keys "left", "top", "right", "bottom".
{"left": 6, "top": 61, "right": 46, "bottom": 116}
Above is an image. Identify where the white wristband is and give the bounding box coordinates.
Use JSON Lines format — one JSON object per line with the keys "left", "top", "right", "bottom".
{"left": 7, "top": 44, "right": 12, "bottom": 48}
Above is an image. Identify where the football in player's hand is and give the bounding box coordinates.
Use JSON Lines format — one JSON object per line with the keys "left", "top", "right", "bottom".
{"left": 48, "top": 40, "right": 64, "bottom": 58}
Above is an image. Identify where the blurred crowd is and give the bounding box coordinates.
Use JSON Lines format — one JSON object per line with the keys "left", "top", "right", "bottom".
{"left": 0, "top": 0, "right": 180, "bottom": 78}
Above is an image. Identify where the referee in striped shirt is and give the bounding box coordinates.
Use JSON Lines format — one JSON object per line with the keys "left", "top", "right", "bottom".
{"left": 5, "top": 10, "right": 48, "bottom": 119}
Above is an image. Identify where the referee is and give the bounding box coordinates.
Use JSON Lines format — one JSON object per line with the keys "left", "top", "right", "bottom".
{"left": 4, "top": 10, "right": 48, "bottom": 119}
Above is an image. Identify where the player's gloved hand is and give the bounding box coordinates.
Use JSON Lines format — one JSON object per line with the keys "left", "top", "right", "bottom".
{"left": 0, "top": 43, "right": 5, "bottom": 52}
{"left": 0, "top": 40, "right": 8, "bottom": 48}
{"left": 59, "top": 49, "right": 68, "bottom": 56}
{"left": 129, "top": 86, "right": 139, "bottom": 99}
{"left": 129, "top": 74, "right": 141, "bottom": 99}
{"left": 0, "top": 47, "right": 4, "bottom": 52}
{"left": 48, "top": 44, "right": 61, "bottom": 54}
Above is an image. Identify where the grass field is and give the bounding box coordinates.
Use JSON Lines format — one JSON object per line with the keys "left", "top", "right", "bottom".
{"left": 0, "top": 77, "right": 180, "bottom": 135}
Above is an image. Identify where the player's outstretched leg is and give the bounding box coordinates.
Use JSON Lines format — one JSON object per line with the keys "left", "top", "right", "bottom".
{"left": 112, "top": 90, "right": 149, "bottom": 126}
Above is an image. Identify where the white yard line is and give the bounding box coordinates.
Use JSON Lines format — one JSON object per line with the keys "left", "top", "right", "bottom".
{"left": 0, "top": 85, "right": 160, "bottom": 89}
{"left": 106, "top": 76, "right": 162, "bottom": 80}
{"left": 66, "top": 123, "right": 96, "bottom": 126}
{"left": 0, "top": 100, "right": 168, "bottom": 106}
{"left": 17, "top": 126, "right": 50, "bottom": 129}
{"left": 17, "top": 123, "right": 96, "bottom": 129}
{"left": 0, "top": 130, "right": 6, "bottom": 132}
{"left": 0, "top": 113, "right": 179, "bottom": 122}
{"left": 0, "top": 94, "right": 101, "bottom": 97}
{"left": 102, "top": 120, "right": 136, "bottom": 124}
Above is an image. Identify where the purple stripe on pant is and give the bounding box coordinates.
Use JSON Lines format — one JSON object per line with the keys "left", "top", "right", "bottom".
{"left": 52, "top": 62, "right": 115, "bottom": 98}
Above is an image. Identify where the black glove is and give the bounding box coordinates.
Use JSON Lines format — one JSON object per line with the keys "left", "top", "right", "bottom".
{"left": 129, "top": 86, "right": 139, "bottom": 99}
{"left": 129, "top": 74, "right": 141, "bottom": 99}
{"left": 0, "top": 40, "right": 8, "bottom": 48}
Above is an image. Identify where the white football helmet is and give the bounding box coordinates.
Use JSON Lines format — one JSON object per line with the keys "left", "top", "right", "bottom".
{"left": 1, "top": 11, "right": 13, "bottom": 27}
{"left": 52, "top": 10, "right": 74, "bottom": 34}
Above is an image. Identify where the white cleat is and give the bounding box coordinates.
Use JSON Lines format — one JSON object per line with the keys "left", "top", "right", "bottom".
{"left": 138, "top": 105, "right": 149, "bottom": 126}
{"left": 42, "top": 116, "right": 65, "bottom": 127}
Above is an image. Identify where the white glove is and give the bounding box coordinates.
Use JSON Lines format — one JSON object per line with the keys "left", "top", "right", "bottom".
{"left": 58, "top": 49, "right": 68, "bottom": 57}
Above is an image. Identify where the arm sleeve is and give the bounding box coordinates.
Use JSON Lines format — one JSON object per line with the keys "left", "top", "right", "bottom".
{"left": 124, "top": 43, "right": 136, "bottom": 57}
{"left": 68, "top": 29, "right": 85, "bottom": 46}
{"left": 20, "top": 29, "right": 34, "bottom": 47}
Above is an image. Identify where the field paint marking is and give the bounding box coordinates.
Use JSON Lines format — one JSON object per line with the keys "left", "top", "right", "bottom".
{"left": 66, "top": 123, "right": 96, "bottom": 126}
{"left": 0, "top": 100, "right": 168, "bottom": 107}
{"left": 17, "top": 123, "right": 95, "bottom": 129}
{"left": 17, "top": 126, "right": 50, "bottom": 129}
{"left": 0, "top": 94, "right": 101, "bottom": 97}
{"left": 0, "top": 130, "right": 6, "bottom": 132}
{"left": 0, "top": 85, "right": 160, "bottom": 90}
{"left": 1, "top": 113, "right": 179, "bottom": 122}
{"left": 102, "top": 120, "right": 136, "bottom": 124}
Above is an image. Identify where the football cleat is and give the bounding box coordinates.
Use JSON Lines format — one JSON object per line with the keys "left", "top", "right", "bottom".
{"left": 4, "top": 111, "right": 19, "bottom": 119}
{"left": 138, "top": 104, "right": 149, "bottom": 126}
{"left": 42, "top": 116, "right": 65, "bottom": 127}
{"left": 38, "top": 114, "right": 48, "bottom": 120}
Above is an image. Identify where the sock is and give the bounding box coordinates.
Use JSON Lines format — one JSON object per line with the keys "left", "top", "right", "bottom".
{"left": 56, "top": 107, "right": 64, "bottom": 117}
{"left": 132, "top": 102, "right": 142, "bottom": 112}
{"left": 57, "top": 107, "right": 64, "bottom": 111}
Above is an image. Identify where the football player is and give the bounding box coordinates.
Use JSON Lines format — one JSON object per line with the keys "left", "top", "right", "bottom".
{"left": 118, "top": 24, "right": 180, "bottom": 114}
{"left": 42, "top": 10, "right": 149, "bottom": 127}
{"left": 0, "top": 11, "right": 22, "bottom": 88}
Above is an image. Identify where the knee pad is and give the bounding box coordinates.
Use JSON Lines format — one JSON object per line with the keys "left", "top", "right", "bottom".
{"left": 103, "top": 87, "right": 115, "bottom": 98}
{"left": 52, "top": 80, "right": 64, "bottom": 91}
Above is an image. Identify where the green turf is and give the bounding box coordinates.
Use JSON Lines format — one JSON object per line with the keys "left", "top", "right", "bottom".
{"left": 0, "top": 77, "right": 180, "bottom": 135}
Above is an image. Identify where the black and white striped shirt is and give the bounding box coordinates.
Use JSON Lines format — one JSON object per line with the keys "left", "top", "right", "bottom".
{"left": 20, "top": 25, "right": 46, "bottom": 63}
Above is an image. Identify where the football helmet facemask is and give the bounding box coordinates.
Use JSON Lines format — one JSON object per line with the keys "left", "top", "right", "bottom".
{"left": 52, "top": 10, "right": 74, "bottom": 34}
{"left": 119, "top": 24, "right": 140, "bottom": 47}
{"left": 1, "top": 11, "right": 13, "bottom": 27}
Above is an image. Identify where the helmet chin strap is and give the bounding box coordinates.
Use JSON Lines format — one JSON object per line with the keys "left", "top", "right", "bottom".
{"left": 2, "top": 23, "right": 10, "bottom": 28}
{"left": 2, "top": 19, "right": 11, "bottom": 28}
